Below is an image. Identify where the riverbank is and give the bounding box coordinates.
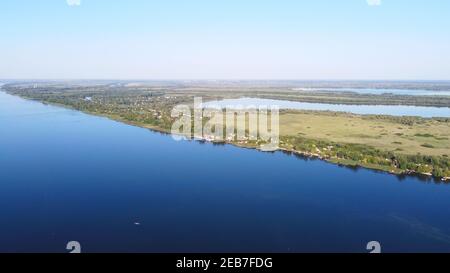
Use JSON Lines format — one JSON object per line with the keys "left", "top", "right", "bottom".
{"left": 4, "top": 88, "right": 450, "bottom": 253}
{"left": 3, "top": 87, "right": 449, "bottom": 182}
{"left": 34, "top": 102, "right": 450, "bottom": 181}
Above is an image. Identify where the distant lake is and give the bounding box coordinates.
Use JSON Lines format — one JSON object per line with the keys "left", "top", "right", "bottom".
{"left": 1, "top": 90, "right": 450, "bottom": 253}
{"left": 203, "top": 98, "right": 450, "bottom": 118}
{"left": 293, "top": 88, "right": 450, "bottom": 96}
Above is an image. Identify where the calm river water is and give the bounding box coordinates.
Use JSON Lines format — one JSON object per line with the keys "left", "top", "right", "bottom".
{"left": 203, "top": 98, "right": 450, "bottom": 118}
{"left": 1, "top": 90, "right": 450, "bottom": 253}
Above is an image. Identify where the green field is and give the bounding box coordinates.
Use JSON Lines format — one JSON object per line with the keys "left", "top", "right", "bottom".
{"left": 279, "top": 111, "right": 450, "bottom": 157}
{"left": 3, "top": 81, "right": 450, "bottom": 179}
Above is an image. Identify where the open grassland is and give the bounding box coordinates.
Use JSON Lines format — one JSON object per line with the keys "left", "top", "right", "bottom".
{"left": 279, "top": 111, "right": 450, "bottom": 157}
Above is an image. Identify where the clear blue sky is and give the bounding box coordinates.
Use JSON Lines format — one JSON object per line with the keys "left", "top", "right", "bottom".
{"left": 1, "top": 0, "right": 449, "bottom": 80}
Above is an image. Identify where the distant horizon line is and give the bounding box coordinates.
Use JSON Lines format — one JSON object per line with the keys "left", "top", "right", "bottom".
{"left": 2, "top": 78, "right": 450, "bottom": 82}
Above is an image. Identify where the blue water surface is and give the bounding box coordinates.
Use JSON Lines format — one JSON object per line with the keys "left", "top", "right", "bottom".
{"left": 204, "top": 98, "right": 450, "bottom": 118}
{"left": 1, "top": 91, "right": 450, "bottom": 253}
{"left": 293, "top": 87, "right": 450, "bottom": 96}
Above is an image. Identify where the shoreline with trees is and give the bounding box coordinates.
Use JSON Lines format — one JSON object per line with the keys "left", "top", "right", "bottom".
{"left": 3, "top": 81, "right": 450, "bottom": 181}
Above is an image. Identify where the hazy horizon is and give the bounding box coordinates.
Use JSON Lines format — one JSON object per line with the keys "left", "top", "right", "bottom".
{"left": 2, "top": 79, "right": 450, "bottom": 82}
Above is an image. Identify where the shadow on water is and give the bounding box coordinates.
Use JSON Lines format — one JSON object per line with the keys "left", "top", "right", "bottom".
{"left": 279, "top": 146, "right": 449, "bottom": 186}
{"left": 396, "top": 173, "right": 449, "bottom": 184}
{"left": 58, "top": 102, "right": 449, "bottom": 187}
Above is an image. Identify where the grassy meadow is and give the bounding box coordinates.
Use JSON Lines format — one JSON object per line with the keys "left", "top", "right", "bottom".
{"left": 279, "top": 111, "right": 450, "bottom": 157}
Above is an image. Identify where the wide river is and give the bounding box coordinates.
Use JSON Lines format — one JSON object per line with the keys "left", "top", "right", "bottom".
{"left": 203, "top": 98, "right": 450, "bottom": 118}
{"left": 1, "top": 90, "right": 450, "bottom": 253}
{"left": 292, "top": 87, "right": 450, "bottom": 96}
